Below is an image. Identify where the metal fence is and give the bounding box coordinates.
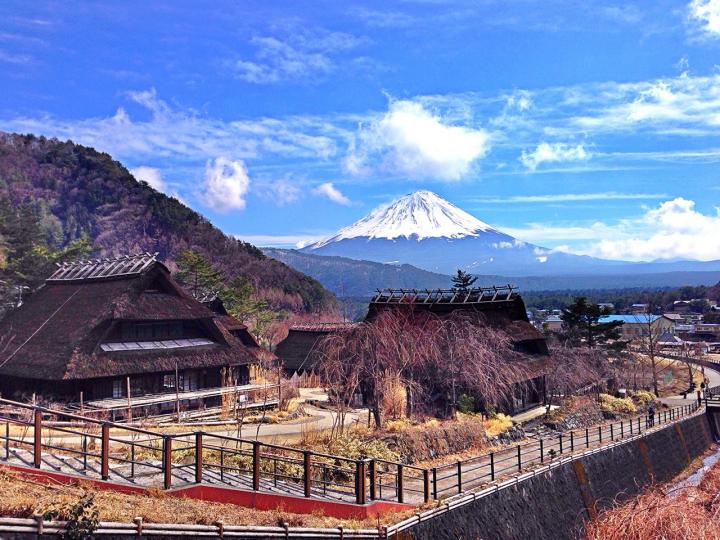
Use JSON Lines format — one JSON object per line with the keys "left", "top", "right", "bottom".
{"left": 0, "top": 517, "right": 385, "bottom": 539}
{"left": 0, "top": 397, "right": 702, "bottom": 507}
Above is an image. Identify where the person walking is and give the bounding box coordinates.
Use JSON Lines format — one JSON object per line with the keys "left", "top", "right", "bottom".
{"left": 648, "top": 404, "right": 655, "bottom": 427}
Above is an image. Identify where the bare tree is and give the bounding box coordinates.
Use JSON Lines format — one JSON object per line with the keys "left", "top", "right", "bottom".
{"left": 544, "top": 344, "right": 610, "bottom": 411}
{"left": 634, "top": 314, "right": 666, "bottom": 396}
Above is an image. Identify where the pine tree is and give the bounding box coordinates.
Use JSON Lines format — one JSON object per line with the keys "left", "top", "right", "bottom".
{"left": 174, "top": 250, "right": 223, "bottom": 299}
{"left": 560, "top": 297, "right": 624, "bottom": 348}
{"left": 451, "top": 269, "right": 478, "bottom": 291}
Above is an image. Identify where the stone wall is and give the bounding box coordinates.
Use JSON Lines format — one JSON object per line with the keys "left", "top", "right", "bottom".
{"left": 400, "top": 413, "right": 714, "bottom": 540}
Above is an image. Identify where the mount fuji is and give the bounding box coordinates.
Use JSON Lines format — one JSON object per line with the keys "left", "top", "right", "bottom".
{"left": 302, "top": 190, "right": 620, "bottom": 276}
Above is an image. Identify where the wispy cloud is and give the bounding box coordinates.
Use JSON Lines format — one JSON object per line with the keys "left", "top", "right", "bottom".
{"left": 234, "top": 233, "right": 327, "bottom": 248}
{"left": 229, "top": 30, "right": 366, "bottom": 84}
{"left": 313, "top": 182, "right": 352, "bottom": 205}
{"left": 471, "top": 192, "right": 668, "bottom": 204}
{"left": 0, "top": 87, "right": 340, "bottom": 163}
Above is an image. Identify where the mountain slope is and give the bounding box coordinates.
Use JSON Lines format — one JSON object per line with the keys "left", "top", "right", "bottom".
{"left": 267, "top": 248, "right": 720, "bottom": 297}
{"left": 302, "top": 190, "right": 720, "bottom": 277}
{"left": 0, "top": 132, "right": 334, "bottom": 314}
{"left": 303, "top": 190, "right": 620, "bottom": 275}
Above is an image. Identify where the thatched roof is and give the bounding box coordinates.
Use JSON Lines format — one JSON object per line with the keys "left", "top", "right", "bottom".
{"left": 0, "top": 254, "right": 268, "bottom": 381}
{"left": 276, "top": 323, "right": 356, "bottom": 373}
{"left": 367, "top": 287, "right": 548, "bottom": 355}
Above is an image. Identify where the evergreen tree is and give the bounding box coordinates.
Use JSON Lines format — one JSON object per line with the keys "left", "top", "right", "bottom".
{"left": 560, "top": 297, "right": 624, "bottom": 349}
{"left": 174, "top": 250, "right": 223, "bottom": 299}
{"left": 451, "top": 269, "right": 478, "bottom": 291}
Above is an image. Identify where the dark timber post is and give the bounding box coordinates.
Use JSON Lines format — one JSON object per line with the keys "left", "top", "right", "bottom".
{"left": 304, "top": 451, "right": 312, "bottom": 498}
{"left": 585, "top": 428, "right": 589, "bottom": 448}
{"left": 559, "top": 434, "right": 563, "bottom": 454}
{"left": 397, "top": 464, "right": 404, "bottom": 503}
{"left": 457, "top": 461, "right": 463, "bottom": 492}
{"left": 195, "top": 432, "right": 203, "bottom": 484}
{"left": 163, "top": 436, "right": 172, "bottom": 490}
{"left": 540, "top": 439, "right": 544, "bottom": 463}
{"left": 490, "top": 452, "right": 495, "bottom": 480}
{"left": 252, "top": 442, "right": 261, "bottom": 491}
{"left": 517, "top": 445, "right": 522, "bottom": 471}
{"left": 369, "top": 460, "right": 376, "bottom": 500}
{"left": 33, "top": 409, "right": 42, "bottom": 469}
{"left": 570, "top": 431, "right": 574, "bottom": 452}
{"left": 423, "top": 469, "right": 430, "bottom": 503}
{"left": 101, "top": 423, "right": 110, "bottom": 480}
{"left": 355, "top": 460, "right": 366, "bottom": 504}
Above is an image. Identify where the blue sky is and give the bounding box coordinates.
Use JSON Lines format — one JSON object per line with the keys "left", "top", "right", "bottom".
{"left": 2, "top": 0, "right": 720, "bottom": 261}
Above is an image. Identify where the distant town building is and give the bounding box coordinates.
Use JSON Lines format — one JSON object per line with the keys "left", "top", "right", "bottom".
{"left": 543, "top": 314, "right": 564, "bottom": 332}
{"left": 598, "top": 314, "right": 675, "bottom": 340}
{"left": 630, "top": 304, "right": 650, "bottom": 314}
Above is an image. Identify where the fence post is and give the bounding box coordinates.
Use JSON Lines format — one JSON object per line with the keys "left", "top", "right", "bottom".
{"left": 250, "top": 441, "right": 260, "bottom": 491}
{"left": 101, "top": 423, "right": 109, "bottom": 480}
{"left": 457, "top": 461, "right": 463, "bottom": 493}
{"left": 559, "top": 434, "right": 563, "bottom": 454}
{"left": 540, "top": 439, "right": 544, "bottom": 463}
{"left": 620, "top": 421, "right": 624, "bottom": 439}
{"left": 33, "top": 409, "right": 42, "bottom": 469}
{"left": 517, "top": 445, "right": 522, "bottom": 471}
{"left": 432, "top": 467, "right": 438, "bottom": 500}
{"left": 423, "top": 469, "right": 430, "bottom": 503}
{"left": 598, "top": 425, "right": 602, "bottom": 444}
{"left": 490, "top": 452, "right": 495, "bottom": 481}
{"left": 570, "top": 431, "right": 574, "bottom": 452}
{"left": 638, "top": 417, "right": 641, "bottom": 434}
{"left": 355, "top": 460, "right": 366, "bottom": 504}
{"left": 369, "top": 460, "right": 376, "bottom": 500}
{"left": 163, "top": 436, "right": 172, "bottom": 490}
{"left": 195, "top": 432, "right": 203, "bottom": 484}
{"left": 610, "top": 423, "right": 614, "bottom": 441}
{"left": 397, "top": 464, "right": 404, "bottom": 504}
{"left": 585, "top": 428, "right": 589, "bottom": 448}
{"left": 304, "top": 451, "right": 312, "bottom": 498}
{"left": 5, "top": 421, "right": 10, "bottom": 460}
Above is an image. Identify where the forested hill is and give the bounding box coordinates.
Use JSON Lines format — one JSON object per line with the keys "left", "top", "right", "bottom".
{"left": 0, "top": 132, "right": 335, "bottom": 314}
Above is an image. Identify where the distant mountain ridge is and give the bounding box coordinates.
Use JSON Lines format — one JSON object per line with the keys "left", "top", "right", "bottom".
{"left": 0, "top": 132, "right": 334, "bottom": 314}
{"left": 265, "top": 248, "right": 720, "bottom": 297}
{"left": 301, "top": 190, "right": 720, "bottom": 278}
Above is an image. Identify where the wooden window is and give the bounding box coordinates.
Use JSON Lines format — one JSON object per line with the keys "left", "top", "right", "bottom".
{"left": 112, "top": 379, "right": 123, "bottom": 398}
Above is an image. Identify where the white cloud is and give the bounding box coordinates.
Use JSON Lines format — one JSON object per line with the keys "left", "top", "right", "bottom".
{"left": 199, "top": 157, "right": 250, "bottom": 212}
{"left": 313, "top": 182, "right": 351, "bottom": 205}
{"left": 587, "top": 198, "right": 720, "bottom": 261}
{"left": 520, "top": 142, "right": 590, "bottom": 170}
{"left": 507, "top": 198, "right": 720, "bottom": 262}
{"left": 689, "top": 0, "right": 720, "bottom": 36}
{"left": 130, "top": 166, "right": 167, "bottom": 192}
{"left": 346, "top": 100, "right": 491, "bottom": 180}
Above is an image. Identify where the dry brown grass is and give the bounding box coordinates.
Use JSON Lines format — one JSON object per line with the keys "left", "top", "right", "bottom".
{"left": 0, "top": 469, "right": 416, "bottom": 529}
{"left": 584, "top": 456, "right": 720, "bottom": 540}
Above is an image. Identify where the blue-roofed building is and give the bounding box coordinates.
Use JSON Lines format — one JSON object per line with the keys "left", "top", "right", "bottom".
{"left": 598, "top": 314, "right": 675, "bottom": 340}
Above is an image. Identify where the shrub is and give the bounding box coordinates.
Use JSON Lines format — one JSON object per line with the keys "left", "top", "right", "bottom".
{"left": 599, "top": 393, "right": 637, "bottom": 414}
{"left": 457, "top": 394, "right": 475, "bottom": 414}
{"left": 483, "top": 413, "right": 513, "bottom": 438}
{"left": 632, "top": 390, "right": 656, "bottom": 405}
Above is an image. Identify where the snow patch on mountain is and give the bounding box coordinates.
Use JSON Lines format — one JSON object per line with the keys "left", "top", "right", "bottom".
{"left": 310, "top": 190, "right": 495, "bottom": 247}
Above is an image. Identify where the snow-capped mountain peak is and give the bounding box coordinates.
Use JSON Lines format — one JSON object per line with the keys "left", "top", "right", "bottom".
{"left": 310, "top": 190, "right": 495, "bottom": 247}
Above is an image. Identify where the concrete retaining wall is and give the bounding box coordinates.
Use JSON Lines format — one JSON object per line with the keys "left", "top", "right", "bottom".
{"left": 399, "top": 413, "right": 714, "bottom": 540}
